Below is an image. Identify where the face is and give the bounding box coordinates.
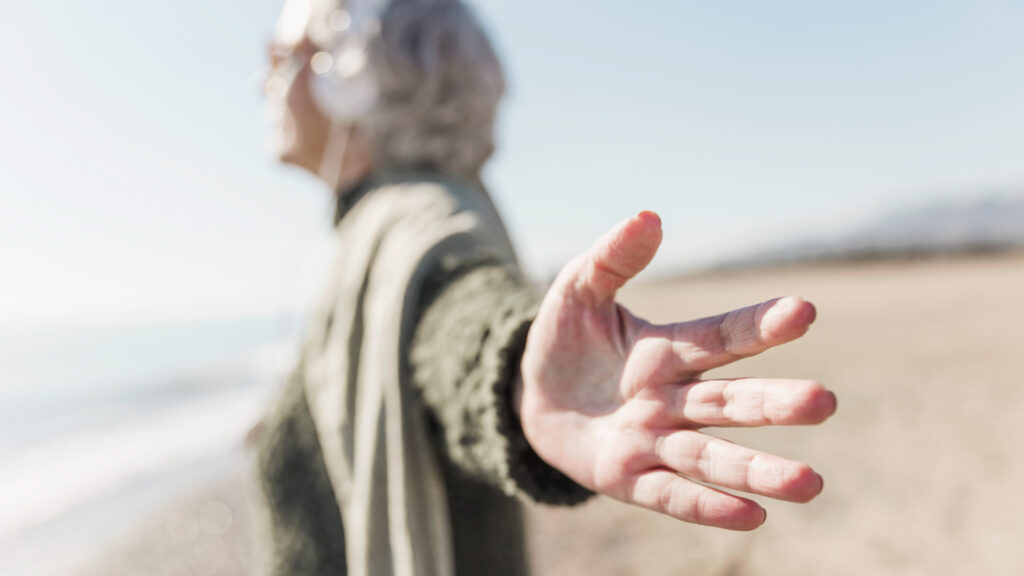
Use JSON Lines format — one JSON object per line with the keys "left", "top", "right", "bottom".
{"left": 264, "top": 36, "right": 331, "bottom": 174}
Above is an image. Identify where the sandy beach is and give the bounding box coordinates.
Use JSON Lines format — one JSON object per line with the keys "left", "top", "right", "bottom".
{"left": 88, "top": 252, "right": 1024, "bottom": 575}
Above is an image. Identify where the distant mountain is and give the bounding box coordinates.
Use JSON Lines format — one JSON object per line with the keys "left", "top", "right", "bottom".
{"left": 720, "top": 195, "right": 1024, "bottom": 269}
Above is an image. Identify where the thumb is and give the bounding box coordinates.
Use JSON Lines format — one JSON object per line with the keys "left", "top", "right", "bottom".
{"left": 571, "top": 211, "right": 663, "bottom": 307}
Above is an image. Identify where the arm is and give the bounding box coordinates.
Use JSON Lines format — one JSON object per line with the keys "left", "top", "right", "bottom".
{"left": 409, "top": 258, "right": 593, "bottom": 505}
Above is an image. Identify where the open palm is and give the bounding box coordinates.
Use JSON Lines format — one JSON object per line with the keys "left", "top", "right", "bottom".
{"left": 518, "top": 212, "right": 836, "bottom": 530}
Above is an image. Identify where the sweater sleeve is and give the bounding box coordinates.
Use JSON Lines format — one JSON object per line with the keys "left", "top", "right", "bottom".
{"left": 409, "top": 259, "right": 594, "bottom": 506}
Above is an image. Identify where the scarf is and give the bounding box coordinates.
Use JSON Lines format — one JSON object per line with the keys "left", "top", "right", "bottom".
{"left": 301, "top": 173, "right": 517, "bottom": 576}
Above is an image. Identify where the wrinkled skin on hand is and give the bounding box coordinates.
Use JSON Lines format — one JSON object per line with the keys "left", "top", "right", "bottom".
{"left": 518, "top": 212, "right": 836, "bottom": 531}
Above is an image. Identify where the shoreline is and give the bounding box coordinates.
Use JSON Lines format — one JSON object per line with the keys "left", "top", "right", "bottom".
{"left": 3, "top": 451, "right": 253, "bottom": 576}
{"left": 18, "top": 252, "right": 1024, "bottom": 575}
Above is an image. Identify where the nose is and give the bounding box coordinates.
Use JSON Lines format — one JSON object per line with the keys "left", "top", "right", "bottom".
{"left": 262, "top": 67, "right": 291, "bottom": 100}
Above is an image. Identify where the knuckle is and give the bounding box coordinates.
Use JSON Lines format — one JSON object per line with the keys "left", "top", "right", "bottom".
{"left": 695, "top": 437, "right": 715, "bottom": 480}
{"left": 657, "top": 478, "right": 676, "bottom": 515}
{"left": 693, "top": 488, "right": 713, "bottom": 525}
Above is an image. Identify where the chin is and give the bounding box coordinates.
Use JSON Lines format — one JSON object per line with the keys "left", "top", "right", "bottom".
{"left": 274, "top": 142, "right": 298, "bottom": 165}
{"left": 270, "top": 131, "right": 304, "bottom": 167}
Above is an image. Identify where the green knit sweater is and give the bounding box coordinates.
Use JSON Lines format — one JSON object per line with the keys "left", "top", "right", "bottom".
{"left": 255, "top": 256, "right": 592, "bottom": 575}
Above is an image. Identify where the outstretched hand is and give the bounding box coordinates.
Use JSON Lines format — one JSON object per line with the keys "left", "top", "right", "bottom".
{"left": 518, "top": 212, "right": 836, "bottom": 530}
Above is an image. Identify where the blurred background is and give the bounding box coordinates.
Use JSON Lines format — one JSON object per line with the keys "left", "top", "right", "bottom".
{"left": 1, "top": 1, "right": 1022, "bottom": 575}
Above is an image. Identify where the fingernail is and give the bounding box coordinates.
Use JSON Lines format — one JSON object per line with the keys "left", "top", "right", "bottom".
{"left": 764, "top": 296, "right": 814, "bottom": 327}
{"left": 761, "top": 297, "right": 794, "bottom": 325}
{"left": 758, "top": 508, "right": 768, "bottom": 527}
{"left": 637, "top": 210, "right": 661, "bottom": 227}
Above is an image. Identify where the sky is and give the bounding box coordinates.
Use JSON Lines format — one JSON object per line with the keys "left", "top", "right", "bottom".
{"left": 1, "top": 0, "right": 1022, "bottom": 327}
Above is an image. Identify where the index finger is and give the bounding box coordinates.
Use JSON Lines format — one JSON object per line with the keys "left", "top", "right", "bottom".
{"left": 661, "top": 296, "right": 817, "bottom": 375}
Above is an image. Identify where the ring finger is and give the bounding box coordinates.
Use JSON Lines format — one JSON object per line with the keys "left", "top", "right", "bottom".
{"left": 654, "top": 429, "right": 823, "bottom": 502}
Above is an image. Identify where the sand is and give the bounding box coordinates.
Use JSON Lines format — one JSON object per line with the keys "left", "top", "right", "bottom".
{"left": 90, "top": 253, "right": 1024, "bottom": 575}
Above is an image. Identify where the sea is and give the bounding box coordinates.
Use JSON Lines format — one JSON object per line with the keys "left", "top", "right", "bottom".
{"left": 0, "top": 314, "right": 301, "bottom": 576}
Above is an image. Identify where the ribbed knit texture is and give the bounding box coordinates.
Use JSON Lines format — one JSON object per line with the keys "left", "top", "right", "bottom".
{"left": 255, "top": 257, "right": 592, "bottom": 576}
{"left": 411, "top": 260, "right": 594, "bottom": 506}
{"left": 255, "top": 363, "right": 349, "bottom": 575}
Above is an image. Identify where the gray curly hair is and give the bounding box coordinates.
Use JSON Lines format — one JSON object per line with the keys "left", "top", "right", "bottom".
{"left": 369, "top": 0, "right": 505, "bottom": 178}
{"left": 303, "top": 0, "right": 506, "bottom": 179}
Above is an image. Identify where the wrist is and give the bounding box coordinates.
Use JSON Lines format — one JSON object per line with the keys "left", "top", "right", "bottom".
{"left": 512, "top": 370, "right": 524, "bottom": 421}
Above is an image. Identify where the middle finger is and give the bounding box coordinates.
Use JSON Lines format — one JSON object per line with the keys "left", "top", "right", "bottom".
{"left": 671, "top": 377, "right": 836, "bottom": 428}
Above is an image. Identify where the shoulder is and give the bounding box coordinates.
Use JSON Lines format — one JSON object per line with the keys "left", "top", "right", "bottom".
{"left": 355, "top": 172, "right": 517, "bottom": 270}
{"left": 363, "top": 173, "right": 496, "bottom": 220}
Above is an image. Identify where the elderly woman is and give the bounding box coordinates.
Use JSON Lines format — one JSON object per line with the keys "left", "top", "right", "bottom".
{"left": 255, "top": 0, "right": 837, "bottom": 574}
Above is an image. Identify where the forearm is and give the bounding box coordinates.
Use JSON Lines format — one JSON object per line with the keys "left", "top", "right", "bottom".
{"left": 409, "top": 260, "right": 592, "bottom": 505}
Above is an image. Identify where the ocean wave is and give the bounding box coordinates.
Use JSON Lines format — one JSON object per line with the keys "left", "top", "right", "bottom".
{"left": 0, "top": 383, "right": 276, "bottom": 540}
